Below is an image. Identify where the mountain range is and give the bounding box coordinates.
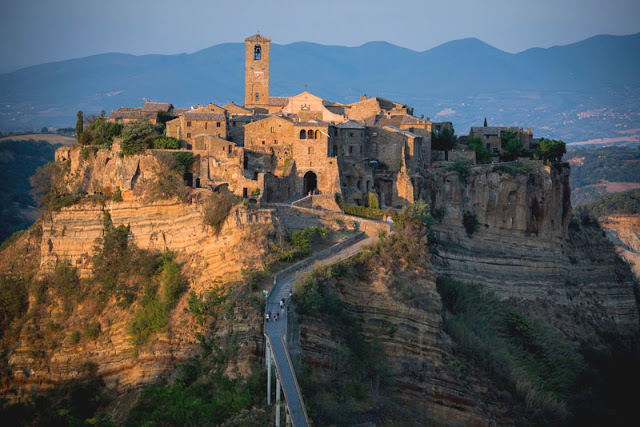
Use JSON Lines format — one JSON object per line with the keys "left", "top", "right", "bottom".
{"left": 1, "top": 33, "right": 639, "bottom": 143}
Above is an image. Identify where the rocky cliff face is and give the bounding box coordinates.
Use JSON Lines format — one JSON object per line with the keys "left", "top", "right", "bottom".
{"left": 600, "top": 214, "right": 640, "bottom": 280}
{"left": 422, "top": 162, "right": 639, "bottom": 328}
{"left": 2, "top": 192, "right": 276, "bottom": 396}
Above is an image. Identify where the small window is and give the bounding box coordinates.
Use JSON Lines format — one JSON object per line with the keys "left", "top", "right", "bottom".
{"left": 187, "top": 121, "right": 192, "bottom": 127}
{"left": 187, "top": 132, "right": 191, "bottom": 138}
{"left": 217, "top": 122, "right": 221, "bottom": 127}
{"left": 254, "top": 44, "right": 261, "bottom": 60}
{"left": 308, "top": 147, "right": 313, "bottom": 154}
{"left": 349, "top": 146, "right": 353, "bottom": 154}
{"left": 233, "top": 122, "right": 236, "bottom": 127}
{"left": 205, "top": 122, "right": 208, "bottom": 130}
{"left": 300, "top": 130, "right": 306, "bottom": 139}
{"left": 274, "top": 140, "right": 278, "bottom": 144}
{"left": 262, "top": 141, "right": 265, "bottom": 145}
{"left": 255, "top": 92, "right": 259, "bottom": 102}
{"left": 349, "top": 132, "right": 353, "bottom": 137}
{"left": 486, "top": 143, "right": 491, "bottom": 149}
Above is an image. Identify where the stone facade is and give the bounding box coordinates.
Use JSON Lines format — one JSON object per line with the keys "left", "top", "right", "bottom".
{"left": 468, "top": 126, "right": 535, "bottom": 153}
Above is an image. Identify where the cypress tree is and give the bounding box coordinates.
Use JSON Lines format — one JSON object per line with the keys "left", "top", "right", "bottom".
{"left": 484, "top": 117, "right": 488, "bottom": 127}
{"left": 76, "top": 110, "right": 84, "bottom": 140}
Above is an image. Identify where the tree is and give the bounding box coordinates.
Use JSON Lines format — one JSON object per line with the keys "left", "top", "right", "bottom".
{"left": 539, "top": 138, "right": 566, "bottom": 162}
{"left": 466, "top": 136, "right": 490, "bottom": 163}
{"left": 432, "top": 127, "right": 457, "bottom": 160}
{"left": 484, "top": 117, "right": 488, "bottom": 127}
{"left": 76, "top": 111, "right": 83, "bottom": 140}
{"left": 121, "top": 120, "right": 163, "bottom": 155}
{"left": 40, "top": 127, "right": 49, "bottom": 134}
{"left": 79, "top": 113, "right": 123, "bottom": 147}
{"left": 502, "top": 138, "right": 525, "bottom": 161}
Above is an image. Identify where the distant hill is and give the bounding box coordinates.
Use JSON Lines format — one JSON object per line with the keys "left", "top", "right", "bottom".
{"left": 1, "top": 33, "right": 639, "bottom": 143}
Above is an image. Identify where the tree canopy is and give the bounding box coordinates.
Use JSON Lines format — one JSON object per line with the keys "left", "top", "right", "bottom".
{"left": 539, "top": 138, "right": 566, "bottom": 162}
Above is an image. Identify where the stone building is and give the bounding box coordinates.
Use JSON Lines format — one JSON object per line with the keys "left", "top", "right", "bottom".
{"left": 166, "top": 103, "right": 228, "bottom": 147}
{"left": 468, "top": 126, "right": 536, "bottom": 153}
{"left": 110, "top": 100, "right": 179, "bottom": 124}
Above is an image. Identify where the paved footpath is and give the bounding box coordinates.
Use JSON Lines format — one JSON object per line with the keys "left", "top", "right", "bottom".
{"left": 264, "top": 235, "right": 378, "bottom": 427}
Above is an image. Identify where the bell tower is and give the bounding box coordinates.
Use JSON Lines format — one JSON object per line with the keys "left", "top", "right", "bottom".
{"left": 244, "top": 34, "right": 270, "bottom": 111}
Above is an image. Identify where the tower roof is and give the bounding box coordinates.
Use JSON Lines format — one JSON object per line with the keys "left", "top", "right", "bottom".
{"left": 245, "top": 34, "right": 271, "bottom": 42}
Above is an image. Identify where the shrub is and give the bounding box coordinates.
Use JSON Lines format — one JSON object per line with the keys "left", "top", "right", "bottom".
{"left": 78, "top": 113, "right": 123, "bottom": 147}
{"left": 451, "top": 160, "right": 471, "bottom": 179}
{"left": 202, "top": 188, "right": 238, "bottom": 234}
{"left": 120, "top": 120, "right": 163, "bottom": 155}
{"left": 336, "top": 195, "right": 384, "bottom": 220}
{"left": 112, "top": 186, "right": 123, "bottom": 202}
{"left": 368, "top": 193, "right": 380, "bottom": 209}
{"left": 493, "top": 164, "right": 530, "bottom": 176}
{"left": 148, "top": 151, "right": 194, "bottom": 201}
{"left": 69, "top": 331, "right": 81, "bottom": 344}
{"left": 30, "top": 161, "right": 78, "bottom": 211}
{"left": 153, "top": 137, "right": 181, "bottom": 149}
{"left": 83, "top": 322, "right": 100, "bottom": 340}
{"left": 466, "top": 136, "right": 491, "bottom": 163}
{"left": 0, "top": 276, "right": 28, "bottom": 332}
{"left": 539, "top": 138, "right": 566, "bottom": 162}
{"left": 463, "top": 211, "right": 479, "bottom": 236}
{"left": 51, "top": 261, "right": 81, "bottom": 316}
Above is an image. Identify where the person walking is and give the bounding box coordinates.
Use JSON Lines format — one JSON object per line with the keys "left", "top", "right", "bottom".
{"left": 266, "top": 312, "right": 270, "bottom": 322}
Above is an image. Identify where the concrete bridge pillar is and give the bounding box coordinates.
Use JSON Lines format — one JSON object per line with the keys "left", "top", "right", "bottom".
{"left": 276, "top": 376, "right": 282, "bottom": 427}
{"left": 266, "top": 338, "right": 272, "bottom": 406}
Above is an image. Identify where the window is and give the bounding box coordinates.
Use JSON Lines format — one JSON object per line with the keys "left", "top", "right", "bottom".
{"left": 486, "top": 143, "right": 491, "bottom": 149}
{"left": 274, "top": 140, "right": 278, "bottom": 144}
{"left": 187, "top": 121, "right": 192, "bottom": 127}
{"left": 217, "top": 122, "right": 221, "bottom": 127}
{"left": 308, "top": 147, "right": 313, "bottom": 154}
{"left": 271, "top": 127, "right": 275, "bottom": 133}
{"left": 205, "top": 122, "right": 208, "bottom": 130}
{"left": 349, "top": 146, "right": 353, "bottom": 154}
{"left": 262, "top": 141, "right": 265, "bottom": 145}
{"left": 233, "top": 122, "right": 236, "bottom": 127}
{"left": 349, "top": 132, "right": 353, "bottom": 137}
{"left": 315, "top": 130, "right": 319, "bottom": 139}
{"left": 300, "top": 130, "right": 306, "bottom": 139}
{"left": 254, "top": 44, "right": 261, "bottom": 60}
{"left": 255, "top": 92, "right": 259, "bottom": 102}
{"left": 308, "top": 129, "right": 314, "bottom": 139}
{"left": 187, "top": 133, "right": 191, "bottom": 138}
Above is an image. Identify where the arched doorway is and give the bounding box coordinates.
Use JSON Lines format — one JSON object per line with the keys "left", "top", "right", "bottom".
{"left": 303, "top": 171, "right": 317, "bottom": 196}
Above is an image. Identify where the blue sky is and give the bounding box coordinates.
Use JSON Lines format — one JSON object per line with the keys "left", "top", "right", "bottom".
{"left": 1, "top": 0, "right": 639, "bottom": 73}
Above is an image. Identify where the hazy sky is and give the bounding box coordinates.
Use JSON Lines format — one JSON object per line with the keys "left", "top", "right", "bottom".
{"left": 1, "top": 0, "right": 639, "bottom": 72}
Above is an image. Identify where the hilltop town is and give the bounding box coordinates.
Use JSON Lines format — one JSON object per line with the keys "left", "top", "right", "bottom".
{"left": 99, "top": 34, "right": 544, "bottom": 209}
{"left": 2, "top": 34, "right": 637, "bottom": 427}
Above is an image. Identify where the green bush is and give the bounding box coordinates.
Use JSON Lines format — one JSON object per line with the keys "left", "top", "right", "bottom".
{"left": 51, "top": 261, "right": 81, "bottom": 316}
{"left": 30, "top": 161, "right": 79, "bottom": 211}
{"left": 0, "top": 276, "right": 29, "bottom": 333}
{"left": 78, "top": 113, "right": 123, "bottom": 147}
{"left": 451, "top": 160, "right": 471, "bottom": 179}
{"left": 111, "top": 186, "right": 123, "bottom": 202}
{"left": 202, "top": 188, "right": 238, "bottom": 234}
{"left": 69, "top": 331, "right": 81, "bottom": 344}
{"left": 120, "top": 120, "right": 163, "bottom": 155}
{"left": 368, "top": 193, "right": 379, "bottom": 209}
{"left": 336, "top": 195, "right": 385, "bottom": 220}
{"left": 83, "top": 322, "right": 100, "bottom": 340}
{"left": 153, "top": 137, "right": 181, "bottom": 149}
{"left": 466, "top": 136, "right": 491, "bottom": 163}
{"left": 493, "top": 164, "right": 530, "bottom": 176}
{"left": 463, "top": 211, "right": 479, "bottom": 236}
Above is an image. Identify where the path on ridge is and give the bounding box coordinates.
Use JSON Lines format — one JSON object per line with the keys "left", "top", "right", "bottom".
{"left": 264, "top": 234, "right": 379, "bottom": 427}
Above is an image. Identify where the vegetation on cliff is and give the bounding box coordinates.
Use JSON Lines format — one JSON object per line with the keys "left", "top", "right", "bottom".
{"left": 0, "top": 139, "right": 61, "bottom": 243}
{"left": 292, "top": 202, "right": 435, "bottom": 424}
{"left": 580, "top": 188, "right": 640, "bottom": 217}
{"left": 436, "top": 275, "right": 640, "bottom": 425}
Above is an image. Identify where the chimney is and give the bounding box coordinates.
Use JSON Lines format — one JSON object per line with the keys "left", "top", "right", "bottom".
{"left": 146, "top": 98, "right": 149, "bottom": 103}
{"left": 360, "top": 94, "right": 367, "bottom": 101}
{"left": 196, "top": 104, "right": 200, "bottom": 109}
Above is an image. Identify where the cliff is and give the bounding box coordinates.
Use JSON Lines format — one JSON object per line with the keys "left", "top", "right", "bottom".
{"left": 422, "top": 162, "right": 639, "bottom": 329}
{"left": 2, "top": 191, "right": 276, "bottom": 396}
{"left": 600, "top": 214, "right": 640, "bottom": 280}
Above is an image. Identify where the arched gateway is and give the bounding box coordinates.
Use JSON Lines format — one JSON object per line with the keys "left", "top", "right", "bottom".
{"left": 303, "top": 171, "right": 317, "bottom": 196}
